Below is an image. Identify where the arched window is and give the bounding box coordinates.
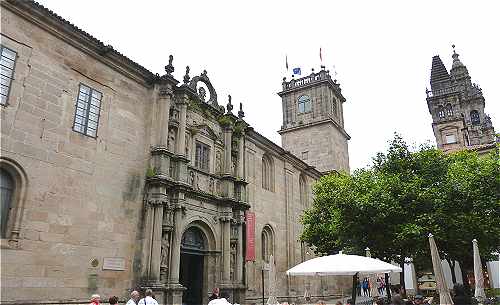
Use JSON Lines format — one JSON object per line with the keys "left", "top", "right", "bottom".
{"left": 262, "top": 154, "right": 274, "bottom": 191}
{"left": 299, "top": 174, "right": 308, "bottom": 208}
{"left": 1, "top": 169, "right": 14, "bottom": 238}
{"left": 261, "top": 225, "right": 274, "bottom": 263}
{"left": 298, "top": 95, "right": 312, "bottom": 114}
{"left": 437, "top": 106, "right": 445, "bottom": 118}
{"left": 446, "top": 104, "right": 453, "bottom": 116}
{"left": 470, "top": 110, "right": 480, "bottom": 125}
{"left": 0, "top": 158, "right": 28, "bottom": 241}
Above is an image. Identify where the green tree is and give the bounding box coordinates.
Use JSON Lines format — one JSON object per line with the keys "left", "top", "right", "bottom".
{"left": 301, "top": 135, "right": 500, "bottom": 291}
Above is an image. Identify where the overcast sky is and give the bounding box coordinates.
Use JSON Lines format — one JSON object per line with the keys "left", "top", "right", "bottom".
{"left": 37, "top": 0, "right": 500, "bottom": 171}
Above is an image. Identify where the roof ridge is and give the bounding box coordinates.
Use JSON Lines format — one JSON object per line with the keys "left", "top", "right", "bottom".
{"left": 7, "top": 0, "right": 156, "bottom": 81}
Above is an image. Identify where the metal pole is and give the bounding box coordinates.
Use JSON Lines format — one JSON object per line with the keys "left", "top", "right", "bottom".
{"left": 352, "top": 273, "right": 358, "bottom": 305}
{"left": 385, "top": 273, "right": 391, "bottom": 301}
{"left": 262, "top": 269, "right": 265, "bottom": 305}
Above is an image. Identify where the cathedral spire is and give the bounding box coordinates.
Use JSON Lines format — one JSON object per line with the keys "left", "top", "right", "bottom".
{"left": 430, "top": 55, "right": 450, "bottom": 89}
{"left": 450, "top": 45, "right": 469, "bottom": 78}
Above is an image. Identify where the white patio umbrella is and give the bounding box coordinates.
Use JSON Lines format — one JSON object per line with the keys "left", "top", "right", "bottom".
{"left": 472, "top": 239, "right": 486, "bottom": 300}
{"left": 286, "top": 252, "right": 401, "bottom": 304}
{"left": 267, "top": 255, "right": 279, "bottom": 305}
{"left": 428, "top": 233, "right": 454, "bottom": 305}
{"left": 286, "top": 252, "right": 402, "bottom": 276}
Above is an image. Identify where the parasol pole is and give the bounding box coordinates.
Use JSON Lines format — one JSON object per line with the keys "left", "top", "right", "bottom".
{"left": 352, "top": 272, "right": 359, "bottom": 304}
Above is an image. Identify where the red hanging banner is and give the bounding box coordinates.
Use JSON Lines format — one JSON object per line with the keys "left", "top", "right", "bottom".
{"left": 245, "top": 211, "right": 256, "bottom": 261}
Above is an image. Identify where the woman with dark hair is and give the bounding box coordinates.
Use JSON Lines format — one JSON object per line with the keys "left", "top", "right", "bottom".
{"left": 109, "top": 296, "right": 119, "bottom": 305}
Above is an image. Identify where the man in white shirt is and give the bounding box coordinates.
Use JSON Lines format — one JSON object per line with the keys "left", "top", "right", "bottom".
{"left": 126, "top": 291, "right": 140, "bottom": 305}
{"left": 138, "top": 289, "right": 159, "bottom": 305}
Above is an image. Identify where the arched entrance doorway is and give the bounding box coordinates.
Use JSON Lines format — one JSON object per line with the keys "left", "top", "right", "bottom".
{"left": 180, "top": 226, "right": 207, "bottom": 305}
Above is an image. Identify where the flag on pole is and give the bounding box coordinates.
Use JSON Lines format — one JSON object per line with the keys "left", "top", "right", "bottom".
{"left": 320, "top": 47, "right": 323, "bottom": 62}
{"left": 292, "top": 67, "right": 301, "bottom": 75}
{"left": 286, "top": 55, "right": 289, "bottom": 70}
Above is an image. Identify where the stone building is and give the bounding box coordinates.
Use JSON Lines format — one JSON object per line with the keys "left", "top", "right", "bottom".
{"left": 426, "top": 46, "right": 496, "bottom": 154}
{"left": 279, "top": 71, "right": 350, "bottom": 173}
{"left": 0, "top": 1, "right": 350, "bottom": 304}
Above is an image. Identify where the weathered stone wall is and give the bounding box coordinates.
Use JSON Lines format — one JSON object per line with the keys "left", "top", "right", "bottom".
{"left": 244, "top": 139, "right": 348, "bottom": 303}
{"left": 282, "top": 122, "right": 349, "bottom": 173}
{"left": 1, "top": 8, "right": 151, "bottom": 301}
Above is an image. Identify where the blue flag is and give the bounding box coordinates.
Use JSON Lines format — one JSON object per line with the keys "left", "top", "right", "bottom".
{"left": 293, "top": 67, "right": 301, "bottom": 75}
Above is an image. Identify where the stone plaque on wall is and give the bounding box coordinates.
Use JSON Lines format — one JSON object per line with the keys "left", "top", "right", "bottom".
{"left": 102, "top": 257, "right": 126, "bottom": 271}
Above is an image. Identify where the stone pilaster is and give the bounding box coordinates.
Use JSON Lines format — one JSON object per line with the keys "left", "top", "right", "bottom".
{"left": 223, "top": 126, "right": 233, "bottom": 175}
{"left": 176, "top": 97, "right": 189, "bottom": 183}
{"left": 222, "top": 126, "right": 234, "bottom": 198}
{"left": 141, "top": 192, "right": 167, "bottom": 283}
{"left": 169, "top": 197, "right": 185, "bottom": 284}
{"left": 221, "top": 215, "right": 231, "bottom": 284}
{"left": 237, "top": 134, "right": 245, "bottom": 179}
{"left": 156, "top": 84, "right": 173, "bottom": 147}
{"left": 236, "top": 220, "right": 244, "bottom": 284}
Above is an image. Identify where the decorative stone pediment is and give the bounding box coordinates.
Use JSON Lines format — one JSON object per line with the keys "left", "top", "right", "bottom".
{"left": 189, "top": 70, "right": 218, "bottom": 106}
{"left": 192, "top": 124, "right": 219, "bottom": 141}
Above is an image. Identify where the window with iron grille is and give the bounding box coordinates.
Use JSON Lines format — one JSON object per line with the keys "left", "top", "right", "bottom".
{"left": 0, "top": 45, "right": 17, "bottom": 105}
{"left": 73, "top": 84, "right": 102, "bottom": 137}
{"left": 195, "top": 142, "right": 210, "bottom": 171}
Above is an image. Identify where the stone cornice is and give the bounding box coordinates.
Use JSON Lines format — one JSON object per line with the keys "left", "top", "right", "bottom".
{"left": 278, "top": 117, "right": 351, "bottom": 140}
{"left": 1, "top": 0, "right": 163, "bottom": 87}
{"left": 245, "top": 128, "right": 322, "bottom": 179}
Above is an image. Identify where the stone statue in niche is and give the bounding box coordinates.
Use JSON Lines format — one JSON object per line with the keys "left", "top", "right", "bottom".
{"left": 189, "top": 171, "right": 195, "bottom": 187}
{"left": 161, "top": 233, "right": 170, "bottom": 267}
{"left": 215, "top": 151, "right": 222, "bottom": 174}
{"left": 167, "top": 128, "right": 176, "bottom": 152}
{"left": 231, "top": 155, "right": 237, "bottom": 176}
{"left": 198, "top": 86, "right": 206, "bottom": 102}
{"left": 185, "top": 133, "right": 190, "bottom": 158}
{"left": 209, "top": 178, "right": 214, "bottom": 194}
{"left": 216, "top": 180, "right": 222, "bottom": 196}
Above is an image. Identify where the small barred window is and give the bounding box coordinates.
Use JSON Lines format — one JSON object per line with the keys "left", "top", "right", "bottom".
{"left": 0, "top": 45, "right": 17, "bottom": 105}
{"left": 73, "top": 84, "right": 102, "bottom": 137}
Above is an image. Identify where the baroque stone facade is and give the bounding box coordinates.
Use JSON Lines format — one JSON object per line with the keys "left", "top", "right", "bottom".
{"left": 0, "top": 1, "right": 350, "bottom": 304}
{"left": 426, "top": 47, "right": 497, "bottom": 154}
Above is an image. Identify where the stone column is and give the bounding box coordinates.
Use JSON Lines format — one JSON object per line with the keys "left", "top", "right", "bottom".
{"left": 176, "top": 97, "right": 188, "bottom": 156}
{"left": 150, "top": 204, "right": 164, "bottom": 281}
{"left": 222, "top": 217, "right": 231, "bottom": 283}
{"left": 237, "top": 134, "right": 245, "bottom": 179}
{"left": 223, "top": 126, "right": 233, "bottom": 175}
{"left": 140, "top": 203, "right": 155, "bottom": 279}
{"left": 236, "top": 221, "right": 244, "bottom": 284}
{"left": 169, "top": 199, "right": 184, "bottom": 283}
{"left": 157, "top": 85, "right": 173, "bottom": 147}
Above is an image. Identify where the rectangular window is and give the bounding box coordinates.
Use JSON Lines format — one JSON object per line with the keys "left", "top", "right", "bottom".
{"left": 73, "top": 84, "right": 102, "bottom": 137}
{"left": 445, "top": 134, "right": 457, "bottom": 144}
{"left": 301, "top": 151, "right": 308, "bottom": 160}
{"left": 0, "top": 45, "right": 17, "bottom": 105}
{"left": 195, "top": 142, "right": 210, "bottom": 171}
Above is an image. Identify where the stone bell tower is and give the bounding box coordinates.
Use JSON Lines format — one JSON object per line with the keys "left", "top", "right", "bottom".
{"left": 278, "top": 67, "right": 350, "bottom": 173}
{"left": 426, "top": 46, "right": 496, "bottom": 154}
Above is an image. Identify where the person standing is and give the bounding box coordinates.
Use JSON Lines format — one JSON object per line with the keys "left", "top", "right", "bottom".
{"left": 138, "top": 289, "right": 158, "bottom": 305}
{"left": 109, "top": 296, "right": 119, "bottom": 305}
{"left": 126, "top": 291, "right": 140, "bottom": 305}
{"left": 89, "top": 294, "right": 100, "bottom": 305}
{"left": 208, "top": 287, "right": 220, "bottom": 302}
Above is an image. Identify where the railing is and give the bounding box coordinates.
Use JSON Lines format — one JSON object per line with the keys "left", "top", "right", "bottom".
{"left": 283, "top": 70, "right": 333, "bottom": 90}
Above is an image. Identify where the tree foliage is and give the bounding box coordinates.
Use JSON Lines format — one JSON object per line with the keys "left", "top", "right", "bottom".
{"left": 301, "top": 134, "right": 500, "bottom": 277}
